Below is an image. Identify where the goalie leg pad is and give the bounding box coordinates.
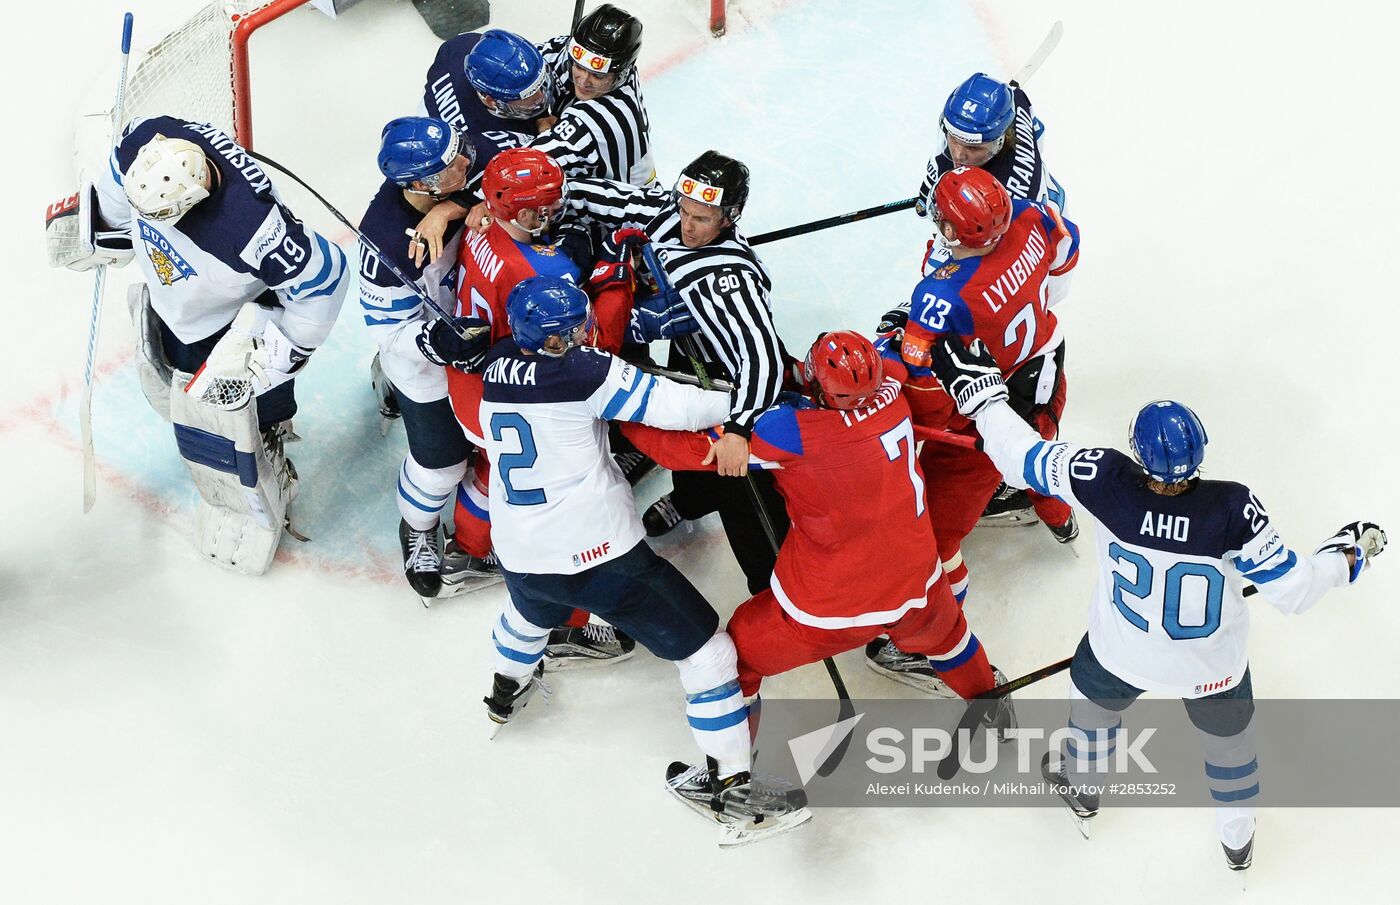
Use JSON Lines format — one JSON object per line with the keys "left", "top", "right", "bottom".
{"left": 170, "top": 370, "right": 295, "bottom": 575}
{"left": 128, "top": 283, "right": 174, "bottom": 419}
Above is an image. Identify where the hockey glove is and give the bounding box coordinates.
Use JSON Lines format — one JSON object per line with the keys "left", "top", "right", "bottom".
{"left": 876, "top": 301, "right": 910, "bottom": 336}
{"left": 604, "top": 227, "right": 652, "bottom": 265}
{"left": 417, "top": 316, "right": 491, "bottom": 371}
{"left": 248, "top": 318, "right": 313, "bottom": 395}
{"left": 929, "top": 337, "right": 1009, "bottom": 418}
{"left": 628, "top": 290, "right": 696, "bottom": 344}
{"left": 1315, "top": 521, "right": 1388, "bottom": 583}
{"left": 45, "top": 182, "right": 134, "bottom": 271}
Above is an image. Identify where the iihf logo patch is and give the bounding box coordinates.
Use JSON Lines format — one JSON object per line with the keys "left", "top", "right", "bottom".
{"left": 139, "top": 221, "right": 197, "bottom": 286}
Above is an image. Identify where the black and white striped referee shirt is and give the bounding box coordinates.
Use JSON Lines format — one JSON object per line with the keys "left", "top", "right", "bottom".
{"left": 565, "top": 178, "right": 784, "bottom": 436}
{"left": 531, "top": 35, "right": 655, "bottom": 185}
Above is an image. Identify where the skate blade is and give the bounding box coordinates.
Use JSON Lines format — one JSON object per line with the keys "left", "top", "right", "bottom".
{"left": 379, "top": 416, "right": 393, "bottom": 438}
{"left": 976, "top": 511, "right": 1040, "bottom": 528}
{"left": 864, "top": 661, "right": 959, "bottom": 699}
{"left": 436, "top": 573, "right": 505, "bottom": 598}
{"left": 719, "top": 807, "right": 813, "bottom": 848}
{"left": 543, "top": 648, "right": 637, "bottom": 672}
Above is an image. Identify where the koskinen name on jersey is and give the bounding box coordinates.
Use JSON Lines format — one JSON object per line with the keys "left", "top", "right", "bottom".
{"left": 185, "top": 122, "right": 272, "bottom": 194}
{"left": 139, "top": 221, "right": 197, "bottom": 285}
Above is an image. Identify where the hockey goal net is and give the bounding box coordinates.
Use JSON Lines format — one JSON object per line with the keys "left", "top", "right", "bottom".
{"left": 74, "top": 0, "right": 312, "bottom": 178}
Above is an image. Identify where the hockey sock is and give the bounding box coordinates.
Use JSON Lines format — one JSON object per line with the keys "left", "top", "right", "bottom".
{"left": 677, "top": 632, "right": 751, "bottom": 777}
{"left": 943, "top": 550, "right": 969, "bottom": 605}
{"left": 565, "top": 609, "right": 590, "bottom": 628}
{"left": 492, "top": 597, "right": 551, "bottom": 680}
{"left": 1200, "top": 727, "right": 1259, "bottom": 846}
{"left": 452, "top": 477, "right": 493, "bottom": 558}
{"left": 1066, "top": 682, "right": 1122, "bottom": 779}
{"left": 398, "top": 454, "right": 466, "bottom": 532}
{"left": 927, "top": 626, "right": 994, "bottom": 698}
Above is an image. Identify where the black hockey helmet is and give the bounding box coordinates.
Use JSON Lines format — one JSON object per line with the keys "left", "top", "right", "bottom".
{"left": 571, "top": 4, "right": 643, "bottom": 80}
{"left": 675, "top": 150, "right": 750, "bottom": 222}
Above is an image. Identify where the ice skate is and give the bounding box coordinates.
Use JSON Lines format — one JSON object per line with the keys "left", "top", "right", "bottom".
{"left": 643, "top": 494, "right": 687, "bottom": 538}
{"left": 370, "top": 352, "right": 400, "bottom": 437}
{"left": 665, "top": 757, "right": 811, "bottom": 847}
{"left": 544, "top": 622, "right": 637, "bottom": 670}
{"left": 979, "top": 667, "right": 1018, "bottom": 740}
{"left": 439, "top": 540, "right": 504, "bottom": 596}
{"left": 614, "top": 450, "right": 658, "bottom": 486}
{"left": 1041, "top": 751, "right": 1100, "bottom": 839}
{"left": 398, "top": 519, "right": 442, "bottom": 603}
{"left": 976, "top": 483, "right": 1038, "bottom": 528}
{"left": 863, "top": 639, "right": 956, "bottom": 698}
{"left": 485, "top": 662, "right": 549, "bottom": 738}
{"left": 1045, "top": 510, "right": 1079, "bottom": 544}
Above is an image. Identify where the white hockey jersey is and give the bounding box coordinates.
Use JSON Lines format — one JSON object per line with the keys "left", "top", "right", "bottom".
{"left": 478, "top": 340, "right": 729, "bottom": 575}
{"left": 95, "top": 116, "right": 347, "bottom": 347}
{"left": 975, "top": 401, "right": 1350, "bottom": 698}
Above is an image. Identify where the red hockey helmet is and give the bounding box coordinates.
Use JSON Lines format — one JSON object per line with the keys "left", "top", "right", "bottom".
{"left": 933, "top": 166, "right": 1011, "bottom": 249}
{"left": 803, "top": 330, "right": 883, "bottom": 410}
{"left": 482, "top": 148, "right": 565, "bottom": 224}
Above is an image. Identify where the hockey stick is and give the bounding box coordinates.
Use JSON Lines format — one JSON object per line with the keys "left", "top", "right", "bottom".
{"left": 912, "top": 424, "right": 979, "bottom": 450}
{"left": 741, "top": 22, "right": 1064, "bottom": 253}
{"left": 748, "top": 197, "right": 917, "bottom": 247}
{"left": 571, "top": 0, "right": 586, "bottom": 30}
{"left": 640, "top": 244, "right": 856, "bottom": 778}
{"left": 79, "top": 12, "right": 134, "bottom": 513}
{"left": 935, "top": 655, "right": 1073, "bottom": 781}
{"left": 1010, "top": 20, "right": 1064, "bottom": 87}
{"left": 246, "top": 150, "right": 483, "bottom": 342}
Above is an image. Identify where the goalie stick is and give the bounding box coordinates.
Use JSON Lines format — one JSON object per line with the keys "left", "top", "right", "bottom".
{"left": 747, "top": 21, "right": 1066, "bottom": 251}
{"left": 246, "top": 150, "right": 485, "bottom": 343}
{"left": 640, "top": 244, "right": 856, "bottom": 779}
{"left": 79, "top": 11, "right": 134, "bottom": 513}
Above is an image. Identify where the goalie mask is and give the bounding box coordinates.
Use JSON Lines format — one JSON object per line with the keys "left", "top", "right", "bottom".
{"left": 124, "top": 134, "right": 212, "bottom": 222}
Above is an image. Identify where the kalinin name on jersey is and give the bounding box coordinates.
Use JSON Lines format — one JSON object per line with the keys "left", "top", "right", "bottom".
{"left": 1006, "top": 106, "right": 1039, "bottom": 198}
{"left": 185, "top": 123, "right": 272, "bottom": 193}
{"left": 980, "top": 226, "right": 1046, "bottom": 312}
{"left": 464, "top": 230, "right": 506, "bottom": 284}
{"left": 484, "top": 357, "right": 538, "bottom": 385}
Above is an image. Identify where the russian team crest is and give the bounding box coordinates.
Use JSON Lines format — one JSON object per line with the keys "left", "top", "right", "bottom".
{"left": 933, "top": 262, "right": 960, "bottom": 280}
{"left": 138, "top": 221, "right": 198, "bottom": 286}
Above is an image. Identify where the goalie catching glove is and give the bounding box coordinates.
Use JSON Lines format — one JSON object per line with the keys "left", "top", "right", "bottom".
{"left": 929, "top": 336, "right": 1009, "bottom": 418}
{"left": 417, "top": 316, "right": 491, "bottom": 370}
{"left": 44, "top": 182, "right": 133, "bottom": 271}
{"left": 1316, "top": 521, "right": 1389, "bottom": 583}
{"left": 186, "top": 303, "right": 315, "bottom": 407}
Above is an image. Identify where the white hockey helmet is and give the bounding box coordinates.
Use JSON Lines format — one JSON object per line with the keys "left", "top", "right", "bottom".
{"left": 123, "top": 134, "right": 212, "bottom": 221}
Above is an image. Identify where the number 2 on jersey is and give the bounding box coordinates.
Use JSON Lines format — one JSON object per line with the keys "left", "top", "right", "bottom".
{"left": 490, "top": 412, "right": 546, "bottom": 505}
{"left": 879, "top": 417, "right": 925, "bottom": 517}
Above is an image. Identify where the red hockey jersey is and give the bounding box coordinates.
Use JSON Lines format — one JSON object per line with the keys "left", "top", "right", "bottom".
{"left": 624, "top": 378, "right": 944, "bottom": 627}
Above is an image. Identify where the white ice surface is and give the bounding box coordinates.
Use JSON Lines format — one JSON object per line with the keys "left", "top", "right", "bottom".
{"left": 4, "top": 1, "right": 1399, "bottom": 903}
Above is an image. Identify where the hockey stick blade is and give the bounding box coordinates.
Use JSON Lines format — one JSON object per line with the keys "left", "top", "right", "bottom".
{"left": 1011, "top": 20, "right": 1064, "bottom": 87}
{"left": 935, "top": 656, "right": 1073, "bottom": 781}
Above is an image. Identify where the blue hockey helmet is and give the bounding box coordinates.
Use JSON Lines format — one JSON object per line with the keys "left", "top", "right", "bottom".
{"left": 941, "top": 72, "right": 1015, "bottom": 145}
{"left": 1129, "top": 400, "right": 1209, "bottom": 483}
{"left": 507, "top": 276, "right": 593, "bottom": 356}
{"left": 377, "top": 116, "right": 473, "bottom": 193}
{"left": 466, "top": 30, "right": 549, "bottom": 118}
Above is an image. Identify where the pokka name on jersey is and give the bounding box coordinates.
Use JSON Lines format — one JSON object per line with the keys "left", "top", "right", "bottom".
{"left": 484, "top": 357, "right": 538, "bottom": 386}
{"left": 839, "top": 378, "right": 902, "bottom": 427}
{"left": 185, "top": 122, "right": 272, "bottom": 193}
{"left": 1005, "top": 106, "right": 1041, "bottom": 199}
{"left": 981, "top": 223, "right": 1046, "bottom": 312}
{"left": 464, "top": 229, "right": 506, "bottom": 283}
{"left": 138, "top": 221, "right": 197, "bottom": 285}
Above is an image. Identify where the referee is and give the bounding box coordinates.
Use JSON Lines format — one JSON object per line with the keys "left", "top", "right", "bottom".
{"left": 563, "top": 151, "right": 790, "bottom": 593}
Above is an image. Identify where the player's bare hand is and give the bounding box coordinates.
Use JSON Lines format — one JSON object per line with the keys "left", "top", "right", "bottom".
{"left": 535, "top": 115, "right": 558, "bottom": 131}
{"left": 702, "top": 431, "right": 750, "bottom": 477}
{"left": 468, "top": 201, "right": 492, "bottom": 234}
{"left": 410, "top": 205, "right": 452, "bottom": 266}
